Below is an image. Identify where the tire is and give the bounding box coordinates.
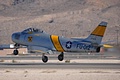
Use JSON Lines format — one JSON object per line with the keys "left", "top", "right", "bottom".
{"left": 96, "top": 47, "right": 100, "bottom": 53}
{"left": 13, "top": 50, "right": 19, "bottom": 55}
{"left": 58, "top": 54, "right": 64, "bottom": 61}
{"left": 42, "top": 56, "right": 48, "bottom": 63}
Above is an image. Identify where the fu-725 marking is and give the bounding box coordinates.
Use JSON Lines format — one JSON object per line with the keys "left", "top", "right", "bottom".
{"left": 76, "top": 43, "right": 94, "bottom": 50}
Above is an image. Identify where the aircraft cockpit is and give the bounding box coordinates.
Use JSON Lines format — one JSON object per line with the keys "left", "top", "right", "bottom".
{"left": 22, "top": 28, "right": 44, "bottom": 34}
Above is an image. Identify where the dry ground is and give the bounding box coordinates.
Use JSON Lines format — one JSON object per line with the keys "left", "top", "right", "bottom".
{"left": 0, "top": 69, "right": 120, "bottom": 80}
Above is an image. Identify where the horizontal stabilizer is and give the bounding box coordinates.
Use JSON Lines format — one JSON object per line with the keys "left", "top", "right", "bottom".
{"left": 103, "top": 44, "right": 113, "bottom": 48}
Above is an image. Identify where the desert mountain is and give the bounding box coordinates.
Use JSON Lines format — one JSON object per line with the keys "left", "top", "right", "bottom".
{"left": 0, "top": 0, "right": 120, "bottom": 44}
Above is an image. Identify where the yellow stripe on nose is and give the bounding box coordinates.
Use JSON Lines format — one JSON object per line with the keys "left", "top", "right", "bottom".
{"left": 50, "top": 35, "right": 64, "bottom": 52}
{"left": 91, "top": 26, "right": 106, "bottom": 37}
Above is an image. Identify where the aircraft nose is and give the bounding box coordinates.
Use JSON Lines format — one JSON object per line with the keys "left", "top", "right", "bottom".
{"left": 12, "top": 33, "right": 20, "bottom": 42}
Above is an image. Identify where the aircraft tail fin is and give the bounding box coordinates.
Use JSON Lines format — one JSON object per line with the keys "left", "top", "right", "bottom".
{"left": 85, "top": 21, "right": 107, "bottom": 45}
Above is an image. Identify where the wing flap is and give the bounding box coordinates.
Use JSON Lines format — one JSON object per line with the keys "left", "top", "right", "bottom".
{"left": 27, "top": 46, "right": 54, "bottom": 54}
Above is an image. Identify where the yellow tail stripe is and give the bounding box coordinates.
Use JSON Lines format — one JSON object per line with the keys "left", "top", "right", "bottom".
{"left": 50, "top": 35, "right": 64, "bottom": 52}
{"left": 91, "top": 26, "right": 106, "bottom": 37}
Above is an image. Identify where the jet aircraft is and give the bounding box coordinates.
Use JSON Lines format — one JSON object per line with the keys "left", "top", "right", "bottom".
{"left": 12, "top": 21, "right": 107, "bottom": 63}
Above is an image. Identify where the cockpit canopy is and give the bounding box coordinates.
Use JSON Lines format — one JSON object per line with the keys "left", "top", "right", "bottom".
{"left": 22, "top": 28, "right": 44, "bottom": 34}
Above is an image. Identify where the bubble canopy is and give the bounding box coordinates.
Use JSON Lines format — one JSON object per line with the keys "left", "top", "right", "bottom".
{"left": 22, "top": 28, "right": 44, "bottom": 34}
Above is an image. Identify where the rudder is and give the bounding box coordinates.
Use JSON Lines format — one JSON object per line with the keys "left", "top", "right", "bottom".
{"left": 86, "top": 21, "right": 107, "bottom": 44}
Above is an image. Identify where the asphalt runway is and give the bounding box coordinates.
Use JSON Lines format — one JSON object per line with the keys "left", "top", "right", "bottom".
{"left": 0, "top": 62, "right": 120, "bottom": 69}
{"left": 0, "top": 53, "right": 120, "bottom": 60}
{"left": 0, "top": 52, "right": 120, "bottom": 69}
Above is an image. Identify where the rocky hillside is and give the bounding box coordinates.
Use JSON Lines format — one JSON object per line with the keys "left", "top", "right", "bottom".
{"left": 0, "top": 0, "right": 120, "bottom": 44}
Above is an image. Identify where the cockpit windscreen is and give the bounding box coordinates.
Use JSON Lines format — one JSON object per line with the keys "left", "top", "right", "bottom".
{"left": 22, "top": 28, "right": 43, "bottom": 34}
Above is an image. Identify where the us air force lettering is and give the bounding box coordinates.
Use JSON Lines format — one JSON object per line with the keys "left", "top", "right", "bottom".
{"left": 12, "top": 21, "right": 107, "bottom": 63}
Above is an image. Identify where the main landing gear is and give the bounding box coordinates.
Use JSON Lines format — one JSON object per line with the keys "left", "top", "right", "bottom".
{"left": 42, "top": 52, "right": 64, "bottom": 63}
{"left": 58, "top": 52, "right": 64, "bottom": 61}
{"left": 42, "top": 53, "right": 48, "bottom": 63}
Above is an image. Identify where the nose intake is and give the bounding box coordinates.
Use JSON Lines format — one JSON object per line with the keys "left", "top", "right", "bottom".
{"left": 12, "top": 33, "right": 20, "bottom": 42}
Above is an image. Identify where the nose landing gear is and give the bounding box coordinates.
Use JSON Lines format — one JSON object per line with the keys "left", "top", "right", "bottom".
{"left": 13, "top": 49, "right": 19, "bottom": 55}
{"left": 13, "top": 43, "right": 20, "bottom": 55}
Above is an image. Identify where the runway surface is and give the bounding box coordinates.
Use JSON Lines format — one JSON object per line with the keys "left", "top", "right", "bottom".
{"left": 0, "top": 62, "right": 119, "bottom": 69}
{"left": 0, "top": 53, "right": 120, "bottom": 60}
{"left": 0, "top": 52, "right": 120, "bottom": 69}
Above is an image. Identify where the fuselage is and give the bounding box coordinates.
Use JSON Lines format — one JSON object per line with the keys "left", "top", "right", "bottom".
{"left": 12, "top": 30, "right": 97, "bottom": 53}
{"left": 11, "top": 21, "right": 107, "bottom": 63}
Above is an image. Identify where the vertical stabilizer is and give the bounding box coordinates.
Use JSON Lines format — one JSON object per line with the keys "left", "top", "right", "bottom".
{"left": 86, "top": 21, "right": 107, "bottom": 44}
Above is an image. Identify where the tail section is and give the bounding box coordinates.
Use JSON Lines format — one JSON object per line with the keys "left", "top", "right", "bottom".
{"left": 86, "top": 21, "right": 107, "bottom": 44}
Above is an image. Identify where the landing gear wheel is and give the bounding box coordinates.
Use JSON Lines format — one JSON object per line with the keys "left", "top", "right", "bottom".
{"left": 58, "top": 52, "right": 64, "bottom": 61}
{"left": 13, "top": 49, "right": 19, "bottom": 55}
{"left": 42, "top": 56, "right": 48, "bottom": 63}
